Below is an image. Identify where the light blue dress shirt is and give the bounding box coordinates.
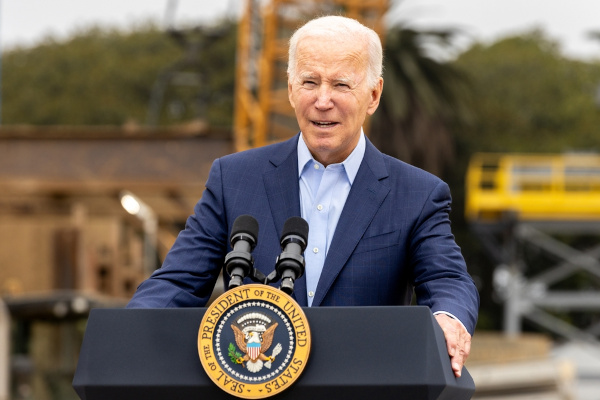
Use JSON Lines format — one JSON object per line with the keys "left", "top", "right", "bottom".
{"left": 297, "top": 131, "right": 365, "bottom": 306}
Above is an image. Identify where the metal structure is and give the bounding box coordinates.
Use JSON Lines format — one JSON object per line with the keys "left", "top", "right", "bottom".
{"left": 466, "top": 153, "right": 600, "bottom": 343}
{"left": 233, "top": 0, "right": 389, "bottom": 151}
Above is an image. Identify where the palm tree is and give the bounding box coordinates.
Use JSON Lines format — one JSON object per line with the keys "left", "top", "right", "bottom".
{"left": 369, "top": 25, "right": 474, "bottom": 177}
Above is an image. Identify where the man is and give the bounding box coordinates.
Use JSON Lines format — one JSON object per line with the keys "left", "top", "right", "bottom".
{"left": 128, "top": 15, "right": 479, "bottom": 377}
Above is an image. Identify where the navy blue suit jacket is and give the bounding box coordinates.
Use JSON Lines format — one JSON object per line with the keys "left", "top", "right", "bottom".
{"left": 128, "top": 134, "right": 479, "bottom": 334}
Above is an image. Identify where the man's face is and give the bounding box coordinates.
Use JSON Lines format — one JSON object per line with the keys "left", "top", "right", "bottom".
{"left": 288, "top": 36, "right": 383, "bottom": 166}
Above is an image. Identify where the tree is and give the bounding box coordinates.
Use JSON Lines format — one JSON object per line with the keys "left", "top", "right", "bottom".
{"left": 147, "top": 22, "right": 237, "bottom": 127}
{"left": 1, "top": 21, "right": 237, "bottom": 127}
{"left": 453, "top": 30, "right": 600, "bottom": 155}
{"left": 369, "top": 24, "right": 474, "bottom": 178}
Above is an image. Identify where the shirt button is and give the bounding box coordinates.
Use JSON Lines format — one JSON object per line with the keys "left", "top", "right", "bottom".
{"left": 308, "top": 291, "right": 315, "bottom": 298}
{"left": 314, "top": 164, "right": 320, "bottom": 170}
{"left": 313, "top": 247, "right": 319, "bottom": 254}
{"left": 317, "top": 204, "right": 323, "bottom": 211}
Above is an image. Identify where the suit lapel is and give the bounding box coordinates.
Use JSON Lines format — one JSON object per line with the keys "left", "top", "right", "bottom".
{"left": 312, "top": 140, "right": 390, "bottom": 306}
{"left": 262, "top": 135, "right": 308, "bottom": 306}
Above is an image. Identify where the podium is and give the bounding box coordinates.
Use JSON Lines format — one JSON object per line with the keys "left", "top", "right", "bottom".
{"left": 73, "top": 306, "right": 474, "bottom": 399}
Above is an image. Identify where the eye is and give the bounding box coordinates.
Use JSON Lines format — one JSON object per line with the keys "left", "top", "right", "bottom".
{"left": 303, "top": 80, "right": 317, "bottom": 87}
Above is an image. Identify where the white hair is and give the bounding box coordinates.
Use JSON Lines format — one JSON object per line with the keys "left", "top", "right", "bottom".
{"left": 287, "top": 15, "right": 383, "bottom": 89}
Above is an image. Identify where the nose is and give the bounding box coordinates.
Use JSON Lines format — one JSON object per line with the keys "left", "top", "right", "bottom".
{"left": 314, "top": 85, "right": 334, "bottom": 110}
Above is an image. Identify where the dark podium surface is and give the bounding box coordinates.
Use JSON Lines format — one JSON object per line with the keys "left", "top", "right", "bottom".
{"left": 73, "top": 306, "right": 474, "bottom": 399}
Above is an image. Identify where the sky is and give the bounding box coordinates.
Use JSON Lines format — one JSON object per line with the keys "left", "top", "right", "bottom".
{"left": 1, "top": 0, "right": 599, "bottom": 60}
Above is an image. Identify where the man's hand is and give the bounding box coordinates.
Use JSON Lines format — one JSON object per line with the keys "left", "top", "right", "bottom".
{"left": 434, "top": 314, "right": 471, "bottom": 378}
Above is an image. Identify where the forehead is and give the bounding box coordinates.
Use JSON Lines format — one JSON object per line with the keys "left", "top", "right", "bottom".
{"left": 294, "top": 35, "right": 368, "bottom": 76}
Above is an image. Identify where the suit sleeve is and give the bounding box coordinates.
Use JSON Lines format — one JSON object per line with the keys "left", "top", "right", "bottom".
{"left": 127, "top": 159, "right": 228, "bottom": 308}
{"left": 409, "top": 180, "right": 480, "bottom": 335}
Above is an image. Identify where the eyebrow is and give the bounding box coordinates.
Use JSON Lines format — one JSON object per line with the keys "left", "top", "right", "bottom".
{"left": 334, "top": 77, "right": 353, "bottom": 85}
{"left": 298, "top": 73, "right": 354, "bottom": 85}
{"left": 298, "top": 72, "right": 318, "bottom": 81}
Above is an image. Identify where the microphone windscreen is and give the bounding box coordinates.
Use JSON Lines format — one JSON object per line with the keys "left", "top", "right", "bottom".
{"left": 281, "top": 217, "right": 309, "bottom": 242}
{"left": 231, "top": 215, "right": 259, "bottom": 240}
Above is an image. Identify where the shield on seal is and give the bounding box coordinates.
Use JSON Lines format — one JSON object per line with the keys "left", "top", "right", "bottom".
{"left": 247, "top": 341, "right": 261, "bottom": 361}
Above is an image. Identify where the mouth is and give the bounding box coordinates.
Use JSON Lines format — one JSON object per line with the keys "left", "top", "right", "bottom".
{"left": 311, "top": 121, "right": 338, "bottom": 128}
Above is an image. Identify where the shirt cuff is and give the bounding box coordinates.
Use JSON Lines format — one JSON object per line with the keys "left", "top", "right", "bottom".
{"left": 433, "top": 311, "right": 469, "bottom": 334}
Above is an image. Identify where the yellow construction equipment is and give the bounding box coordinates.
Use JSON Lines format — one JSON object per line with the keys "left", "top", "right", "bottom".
{"left": 233, "top": 0, "right": 389, "bottom": 152}
{"left": 466, "top": 152, "right": 600, "bottom": 221}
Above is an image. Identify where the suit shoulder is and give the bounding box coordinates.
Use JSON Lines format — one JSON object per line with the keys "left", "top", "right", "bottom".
{"left": 219, "top": 136, "right": 297, "bottom": 167}
{"left": 380, "top": 153, "right": 445, "bottom": 187}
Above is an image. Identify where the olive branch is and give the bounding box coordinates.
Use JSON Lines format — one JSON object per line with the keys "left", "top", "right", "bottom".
{"left": 228, "top": 343, "right": 242, "bottom": 363}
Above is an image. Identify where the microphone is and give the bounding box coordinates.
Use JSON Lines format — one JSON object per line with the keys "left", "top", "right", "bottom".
{"left": 225, "top": 215, "right": 259, "bottom": 289}
{"left": 275, "top": 217, "right": 309, "bottom": 295}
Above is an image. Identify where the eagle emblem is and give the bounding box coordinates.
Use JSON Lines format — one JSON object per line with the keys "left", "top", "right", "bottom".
{"left": 230, "top": 312, "right": 282, "bottom": 373}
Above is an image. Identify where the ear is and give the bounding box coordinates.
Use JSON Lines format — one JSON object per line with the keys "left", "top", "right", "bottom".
{"left": 366, "top": 77, "right": 383, "bottom": 116}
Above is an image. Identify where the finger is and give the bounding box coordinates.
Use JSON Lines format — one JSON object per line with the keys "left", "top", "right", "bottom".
{"left": 463, "top": 333, "right": 472, "bottom": 360}
{"left": 451, "top": 347, "right": 465, "bottom": 377}
{"left": 447, "top": 336, "right": 457, "bottom": 357}
{"left": 452, "top": 331, "right": 472, "bottom": 378}
{"left": 452, "top": 364, "right": 462, "bottom": 377}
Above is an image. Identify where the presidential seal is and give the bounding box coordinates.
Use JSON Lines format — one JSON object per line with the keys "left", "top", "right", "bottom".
{"left": 198, "top": 284, "right": 311, "bottom": 399}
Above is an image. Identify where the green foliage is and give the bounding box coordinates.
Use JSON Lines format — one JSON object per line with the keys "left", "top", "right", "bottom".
{"left": 453, "top": 30, "right": 600, "bottom": 154}
{"left": 380, "top": 26, "right": 474, "bottom": 123}
{"left": 228, "top": 342, "right": 242, "bottom": 363}
{"left": 2, "top": 21, "right": 237, "bottom": 127}
{"left": 370, "top": 25, "right": 475, "bottom": 177}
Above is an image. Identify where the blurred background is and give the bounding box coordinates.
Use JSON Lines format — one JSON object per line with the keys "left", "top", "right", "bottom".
{"left": 1, "top": 0, "right": 600, "bottom": 399}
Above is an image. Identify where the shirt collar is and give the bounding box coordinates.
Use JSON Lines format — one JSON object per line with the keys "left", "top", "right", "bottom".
{"left": 297, "top": 130, "right": 365, "bottom": 185}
